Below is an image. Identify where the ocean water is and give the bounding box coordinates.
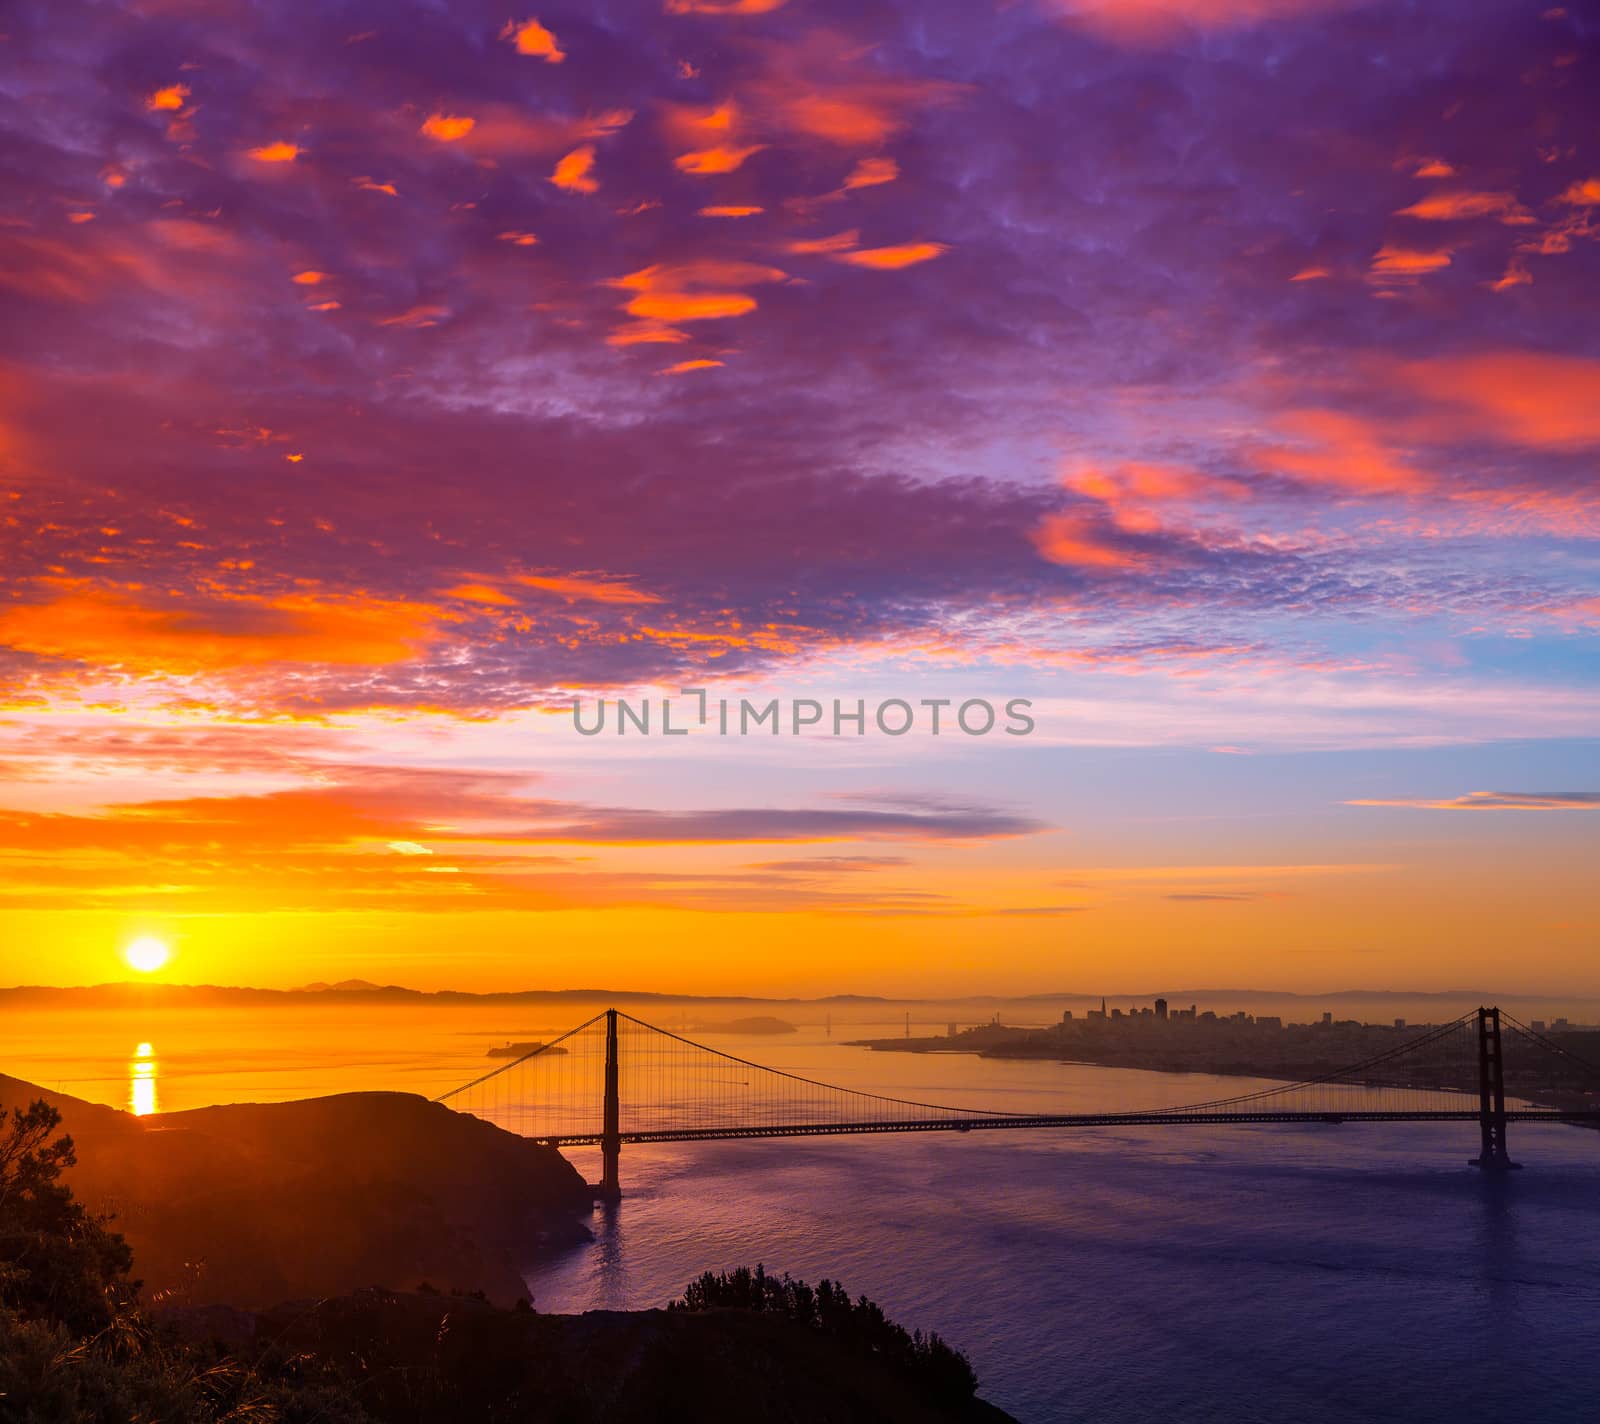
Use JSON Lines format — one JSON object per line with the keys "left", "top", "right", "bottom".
{"left": 542, "top": 1125, "right": 1600, "bottom": 1423}
{"left": 9, "top": 1004, "right": 1600, "bottom": 1422}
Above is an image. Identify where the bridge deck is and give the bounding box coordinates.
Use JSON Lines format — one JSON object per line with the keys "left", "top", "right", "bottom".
{"left": 536, "top": 1108, "right": 1600, "bottom": 1147}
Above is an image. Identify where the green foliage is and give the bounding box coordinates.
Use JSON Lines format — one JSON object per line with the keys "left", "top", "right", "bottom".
{"left": 0, "top": 1101, "right": 134, "bottom": 1336}
{"left": 673, "top": 1263, "right": 980, "bottom": 1403}
{"left": 0, "top": 1097, "right": 356, "bottom": 1424}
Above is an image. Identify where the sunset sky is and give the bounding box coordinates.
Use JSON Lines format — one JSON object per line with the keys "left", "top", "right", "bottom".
{"left": 0, "top": 0, "right": 1595, "bottom": 996}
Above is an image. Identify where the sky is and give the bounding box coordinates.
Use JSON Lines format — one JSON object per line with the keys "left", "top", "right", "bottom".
{"left": 0, "top": 0, "right": 1595, "bottom": 996}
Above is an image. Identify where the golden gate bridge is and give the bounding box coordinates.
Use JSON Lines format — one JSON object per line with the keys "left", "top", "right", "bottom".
{"left": 434, "top": 1007, "right": 1600, "bottom": 1198}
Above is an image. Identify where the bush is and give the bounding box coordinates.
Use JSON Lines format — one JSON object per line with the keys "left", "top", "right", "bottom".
{"left": 672, "top": 1263, "right": 979, "bottom": 1403}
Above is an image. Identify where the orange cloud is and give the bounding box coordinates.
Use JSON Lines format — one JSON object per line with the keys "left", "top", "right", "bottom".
{"left": 675, "top": 144, "right": 766, "bottom": 175}
{"left": 496, "top": 230, "right": 540, "bottom": 245}
{"left": 699, "top": 205, "right": 764, "bottom": 217}
{"left": 778, "top": 98, "right": 898, "bottom": 146}
{"left": 1289, "top": 266, "right": 1330, "bottom": 281}
{"left": 836, "top": 242, "right": 948, "bottom": 269}
{"left": 377, "top": 302, "right": 450, "bottom": 328}
{"left": 1261, "top": 410, "right": 1431, "bottom": 493}
{"left": 1556, "top": 177, "right": 1600, "bottom": 206}
{"left": 0, "top": 583, "right": 444, "bottom": 674}
{"left": 659, "top": 358, "right": 725, "bottom": 375}
{"left": 517, "top": 574, "right": 662, "bottom": 604}
{"left": 501, "top": 18, "right": 566, "bottom": 62}
{"left": 661, "top": 100, "right": 739, "bottom": 145}
{"left": 1395, "top": 190, "right": 1533, "bottom": 225}
{"left": 742, "top": 33, "right": 965, "bottom": 147}
{"left": 551, "top": 145, "right": 599, "bottom": 192}
{"left": 1399, "top": 352, "right": 1600, "bottom": 448}
{"left": 247, "top": 141, "right": 300, "bottom": 163}
{"left": 1413, "top": 158, "right": 1456, "bottom": 178}
{"left": 609, "top": 259, "right": 785, "bottom": 324}
{"left": 1347, "top": 792, "right": 1600, "bottom": 812}
{"left": 1042, "top": 461, "right": 1244, "bottom": 556}
{"left": 1367, "top": 245, "right": 1451, "bottom": 283}
{"left": 1031, "top": 513, "right": 1145, "bottom": 570}
{"left": 1488, "top": 262, "right": 1532, "bottom": 293}
{"left": 788, "top": 230, "right": 859, "bottom": 254}
{"left": 665, "top": 0, "right": 787, "bottom": 12}
{"left": 1066, "top": 462, "right": 1245, "bottom": 513}
{"left": 630, "top": 292, "right": 756, "bottom": 321}
{"left": 444, "top": 582, "right": 520, "bottom": 606}
{"left": 606, "top": 322, "right": 691, "bottom": 346}
{"left": 146, "top": 84, "right": 191, "bottom": 113}
{"left": 420, "top": 113, "right": 476, "bottom": 142}
{"left": 843, "top": 156, "right": 899, "bottom": 189}
{"left": 291, "top": 270, "right": 330, "bottom": 285}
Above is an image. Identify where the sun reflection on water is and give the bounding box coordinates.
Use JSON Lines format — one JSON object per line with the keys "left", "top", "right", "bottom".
{"left": 130, "top": 1041, "right": 158, "bottom": 1116}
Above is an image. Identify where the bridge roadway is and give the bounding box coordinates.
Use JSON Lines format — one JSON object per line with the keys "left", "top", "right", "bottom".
{"left": 535, "top": 1107, "right": 1600, "bottom": 1147}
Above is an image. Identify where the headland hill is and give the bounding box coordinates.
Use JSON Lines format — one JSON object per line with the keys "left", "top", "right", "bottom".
{"left": 0, "top": 1071, "right": 1014, "bottom": 1422}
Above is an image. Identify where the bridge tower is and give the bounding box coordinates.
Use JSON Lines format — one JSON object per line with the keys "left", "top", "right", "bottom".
{"left": 600, "top": 1008, "right": 622, "bottom": 1200}
{"left": 1471, "top": 1006, "right": 1520, "bottom": 1172}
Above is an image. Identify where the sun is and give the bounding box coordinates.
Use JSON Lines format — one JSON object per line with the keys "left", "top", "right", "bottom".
{"left": 123, "top": 936, "right": 171, "bottom": 974}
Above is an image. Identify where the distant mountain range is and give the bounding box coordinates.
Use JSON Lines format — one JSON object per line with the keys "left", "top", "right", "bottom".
{"left": 3, "top": 981, "right": 1597, "bottom": 1010}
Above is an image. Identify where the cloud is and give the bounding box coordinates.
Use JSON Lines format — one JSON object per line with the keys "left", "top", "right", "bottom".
{"left": 1031, "top": 512, "right": 1150, "bottom": 570}
{"left": 3, "top": 0, "right": 1599, "bottom": 756}
{"left": 1257, "top": 410, "right": 1430, "bottom": 493}
{"left": 740, "top": 31, "right": 966, "bottom": 147}
{"left": 836, "top": 242, "right": 948, "bottom": 270}
{"left": 0, "top": 581, "right": 446, "bottom": 674}
{"left": 1397, "top": 353, "right": 1600, "bottom": 449}
{"left": 1394, "top": 190, "right": 1533, "bottom": 225}
{"left": 788, "top": 230, "right": 859, "bottom": 254}
{"left": 146, "top": 84, "right": 190, "bottom": 113}
{"left": 550, "top": 145, "right": 599, "bottom": 192}
{"left": 674, "top": 145, "right": 766, "bottom": 175}
{"left": 1347, "top": 792, "right": 1600, "bottom": 811}
{"left": 501, "top": 18, "right": 566, "bottom": 63}
{"left": 1556, "top": 178, "right": 1600, "bottom": 207}
{"left": 420, "top": 113, "right": 476, "bottom": 142}
{"left": 1367, "top": 244, "right": 1451, "bottom": 284}
{"left": 246, "top": 141, "right": 300, "bottom": 162}
{"left": 659, "top": 358, "right": 725, "bottom": 375}
{"left": 608, "top": 259, "right": 786, "bottom": 324}
{"left": 666, "top": 0, "right": 788, "bottom": 12}
{"left": 547, "top": 804, "right": 1048, "bottom": 844}
{"left": 843, "top": 156, "right": 899, "bottom": 190}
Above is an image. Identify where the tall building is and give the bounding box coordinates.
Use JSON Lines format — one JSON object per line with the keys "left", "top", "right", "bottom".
{"left": 1154, "top": 998, "right": 1168, "bottom": 1020}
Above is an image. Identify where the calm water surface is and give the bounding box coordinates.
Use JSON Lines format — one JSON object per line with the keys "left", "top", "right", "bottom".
{"left": 10, "top": 1005, "right": 1600, "bottom": 1422}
